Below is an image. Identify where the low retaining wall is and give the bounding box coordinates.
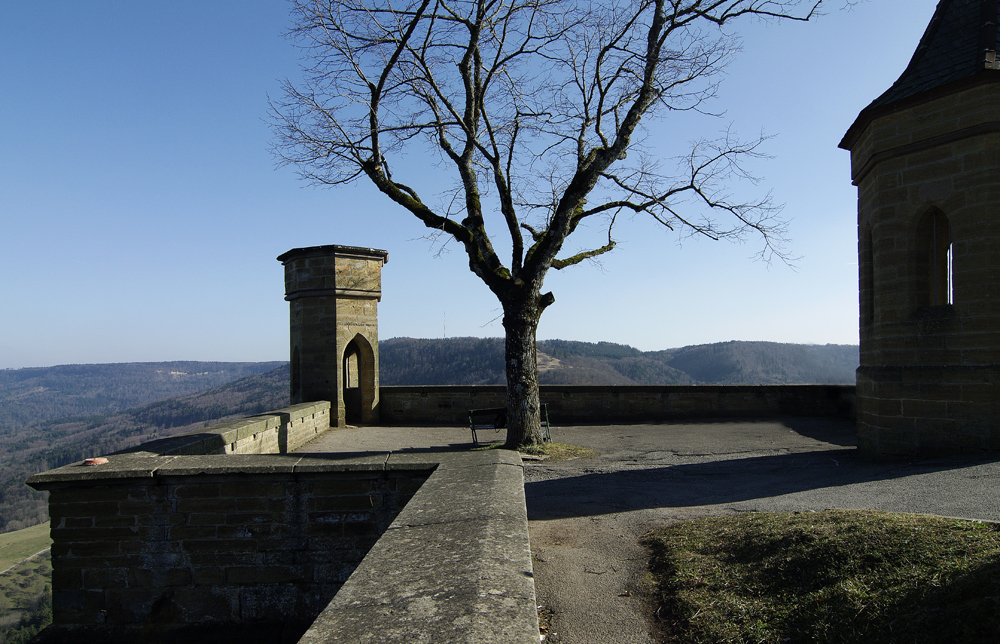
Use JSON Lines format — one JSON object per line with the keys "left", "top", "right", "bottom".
{"left": 28, "top": 405, "right": 538, "bottom": 644}
{"left": 121, "top": 401, "right": 331, "bottom": 456}
{"left": 378, "top": 384, "right": 857, "bottom": 425}
{"left": 29, "top": 455, "right": 429, "bottom": 643}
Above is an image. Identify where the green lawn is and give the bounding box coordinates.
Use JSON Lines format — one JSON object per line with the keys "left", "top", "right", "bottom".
{"left": 1, "top": 523, "right": 52, "bottom": 639}
{"left": 643, "top": 510, "right": 1000, "bottom": 644}
{"left": 0, "top": 522, "right": 51, "bottom": 575}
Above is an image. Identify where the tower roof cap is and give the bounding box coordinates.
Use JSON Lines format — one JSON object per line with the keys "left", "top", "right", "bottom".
{"left": 277, "top": 245, "right": 388, "bottom": 264}
{"left": 841, "top": 0, "right": 1000, "bottom": 149}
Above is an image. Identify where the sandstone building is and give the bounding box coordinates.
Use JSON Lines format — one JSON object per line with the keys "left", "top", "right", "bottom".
{"left": 840, "top": 0, "right": 1000, "bottom": 458}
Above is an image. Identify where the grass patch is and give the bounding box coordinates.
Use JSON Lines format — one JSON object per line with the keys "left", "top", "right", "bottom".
{"left": 0, "top": 523, "right": 51, "bottom": 574}
{"left": 474, "top": 441, "right": 597, "bottom": 462}
{"left": 0, "top": 524, "right": 52, "bottom": 642}
{"left": 519, "top": 442, "right": 597, "bottom": 462}
{"left": 642, "top": 510, "right": 1000, "bottom": 644}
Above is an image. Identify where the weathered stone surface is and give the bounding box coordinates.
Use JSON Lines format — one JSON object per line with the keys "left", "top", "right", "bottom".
{"left": 292, "top": 454, "right": 387, "bottom": 472}
{"left": 26, "top": 455, "right": 178, "bottom": 485}
{"left": 155, "top": 454, "right": 298, "bottom": 477}
{"left": 29, "top": 423, "right": 546, "bottom": 644}
{"left": 844, "top": 78, "right": 1000, "bottom": 458}
{"left": 299, "top": 452, "right": 538, "bottom": 644}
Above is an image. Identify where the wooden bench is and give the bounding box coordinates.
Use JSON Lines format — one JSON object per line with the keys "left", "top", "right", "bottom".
{"left": 469, "top": 404, "right": 551, "bottom": 446}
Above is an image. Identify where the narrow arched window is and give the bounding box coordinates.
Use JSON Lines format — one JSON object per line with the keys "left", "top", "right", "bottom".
{"left": 929, "top": 211, "right": 953, "bottom": 306}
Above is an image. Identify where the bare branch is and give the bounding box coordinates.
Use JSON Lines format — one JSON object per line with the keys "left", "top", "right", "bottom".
{"left": 272, "top": 0, "right": 825, "bottom": 445}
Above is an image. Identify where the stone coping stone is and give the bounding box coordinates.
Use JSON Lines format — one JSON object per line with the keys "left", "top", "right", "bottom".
{"left": 298, "top": 449, "right": 538, "bottom": 644}
{"left": 25, "top": 452, "right": 427, "bottom": 489}
{"left": 25, "top": 455, "right": 181, "bottom": 483}
{"left": 279, "top": 401, "right": 332, "bottom": 417}
{"left": 112, "top": 401, "right": 332, "bottom": 457}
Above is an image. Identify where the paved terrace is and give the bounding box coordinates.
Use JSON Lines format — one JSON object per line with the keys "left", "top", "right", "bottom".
{"left": 300, "top": 418, "right": 1000, "bottom": 644}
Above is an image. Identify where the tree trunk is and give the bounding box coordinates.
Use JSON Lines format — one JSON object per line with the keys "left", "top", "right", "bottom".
{"left": 502, "top": 302, "right": 544, "bottom": 449}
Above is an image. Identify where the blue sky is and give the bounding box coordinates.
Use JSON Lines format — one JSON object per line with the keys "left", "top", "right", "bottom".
{"left": 1, "top": 1, "right": 939, "bottom": 369}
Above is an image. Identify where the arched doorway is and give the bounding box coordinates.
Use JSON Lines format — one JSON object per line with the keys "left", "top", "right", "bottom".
{"left": 342, "top": 334, "right": 376, "bottom": 424}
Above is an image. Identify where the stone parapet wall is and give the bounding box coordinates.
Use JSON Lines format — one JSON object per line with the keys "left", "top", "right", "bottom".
{"left": 378, "top": 384, "right": 857, "bottom": 425}
{"left": 299, "top": 451, "right": 538, "bottom": 644}
{"left": 28, "top": 454, "right": 432, "bottom": 643}
{"left": 121, "top": 401, "right": 331, "bottom": 457}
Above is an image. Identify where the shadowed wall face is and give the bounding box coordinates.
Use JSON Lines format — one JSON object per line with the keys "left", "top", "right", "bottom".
{"left": 37, "top": 467, "right": 429, "bottom": 643}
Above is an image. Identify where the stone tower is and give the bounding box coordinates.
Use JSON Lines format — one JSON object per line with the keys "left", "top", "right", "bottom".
{"left": 277, "top": 245, "right": 388, "bottom": 427}
{"left": 840, "top": 0, "right": 1000, "bottom": 458}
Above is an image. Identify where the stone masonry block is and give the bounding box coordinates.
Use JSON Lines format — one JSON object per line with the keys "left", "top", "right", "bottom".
{"left": 172, "top": 483, "right": 222, "bottom": 498}
{"left": 66, "top": 541, "right": 122, "bottom": 558}
{"left": 186, "top": 512, "right": 227, "bottom": 526}
{"left": 308, "top": 478, "right": 379, "bottom": 496}
{"left": 220, "top": 481, "right": 288, "bottom": 498}
{"left": 191, "top": 567, "right": 226, "bottom": 586}
{"left": 51, "top": 568, "right": 82, "bottom": 591}
{"left": 168, "top": 525, "right": 218, "bottom": 540}
{"left": 52, "top": 589, "right": 106, "bottom": 624}
{"left": 48, "top": 501, "right": 120, "bottom": 519}
{"left": 127, "top": 567, "right": 193, "bottom": 588}
{"left": 49, "top": 485, "right": 145, "bottom": 503}
{"left": 174, "top": 498, "right": 239, "bottom": 513}
{"left": 308, "top": 495, "right": 379, "bottom": 512}
{"left": 180, "top": 538, "right": 258, "bottom": 554}
{"left": 186, "top": 552, "right": 265, "bottom": 568}
{"left": 225, "top": 566, "right": 303, "bottom": 586}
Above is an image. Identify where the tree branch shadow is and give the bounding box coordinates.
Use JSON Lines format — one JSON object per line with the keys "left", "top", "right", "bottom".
{"left": 525, "top": 448, "right": 1000, "bottom": 521}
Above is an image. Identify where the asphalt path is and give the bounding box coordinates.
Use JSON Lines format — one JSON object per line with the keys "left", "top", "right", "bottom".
{"left": 524, "top": 418, "right": 1000, "bottom": 643}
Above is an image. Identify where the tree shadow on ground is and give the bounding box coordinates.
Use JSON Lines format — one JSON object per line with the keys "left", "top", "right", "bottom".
{"left": 295, "top": 442, "right": 473, "bottom": 459}
{"left": 781, "top": 416, "right": 857, "bottom": 447}
{"left": 524, "top": 448, "right": 1000, "bottom": 521}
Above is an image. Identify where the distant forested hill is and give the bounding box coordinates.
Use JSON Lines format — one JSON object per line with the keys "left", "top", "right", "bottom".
{"left": 379, "top": 337, "right": 507, "bottom": 385}
{"left": 381, "top": 338, "right": 858, "bottom": 386}
{"left": 644, "top": 342, "right": 860, "bottom": 385}
{"left": 0, "top": 361, "right": 284, "bottom": 433}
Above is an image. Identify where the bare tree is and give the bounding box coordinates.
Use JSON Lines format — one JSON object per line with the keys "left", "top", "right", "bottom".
{"left": 271, "top": 0, "right": 822, "bottom": 448}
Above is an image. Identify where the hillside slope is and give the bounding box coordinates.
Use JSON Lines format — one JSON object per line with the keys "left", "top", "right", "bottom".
{"left": 0, "top": 367, "right": 290, "bottom": 533}
{"left": 0, "top": 361, "right": 285, "bottom": 433}
{"left": 648, "top": 341, "right": 860, "bottom": 385}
